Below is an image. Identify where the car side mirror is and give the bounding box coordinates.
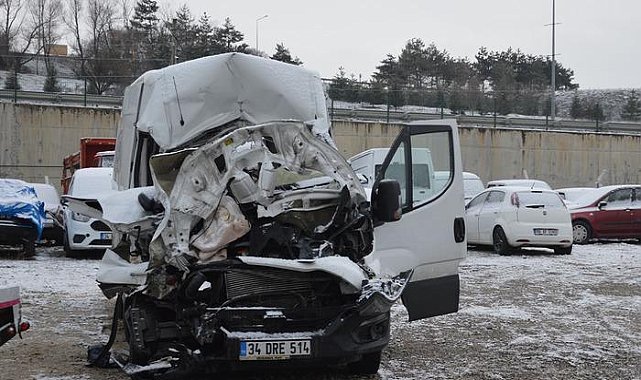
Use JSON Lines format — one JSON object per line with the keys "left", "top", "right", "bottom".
{"left": 373, "top": 179, "right": 401, "bottom": 222}
{"left": 598, "top": 201, "right": 607, "bottom": 209}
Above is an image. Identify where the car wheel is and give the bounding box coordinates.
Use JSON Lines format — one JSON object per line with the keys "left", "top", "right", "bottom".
{"left": 63, "top": 231, "right": 78, "bottom": 258}
{"left": 22, "top": 239, "right": 36, "bottom": 258}
{"left": 572, "top": 221, "right": 592, "bottom": 244}
{"left": 554, "top": 245, "right": 572, "bottom": 255}
{"left": 492, "top": 226, "right": 512, "bottom": 256}
{"left": 347, "top": 351, "right": 382, "bottom": 375}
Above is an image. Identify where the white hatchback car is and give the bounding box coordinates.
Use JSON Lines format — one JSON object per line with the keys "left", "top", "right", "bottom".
{"left": 63, "top": 168, "right": 115, "bottom": 256}
{"left": 465, "top": 186, "right": 573, "bottom": 255}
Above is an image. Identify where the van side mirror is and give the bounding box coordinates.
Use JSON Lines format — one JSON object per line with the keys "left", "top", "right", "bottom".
{"left": 373, "top": 179, "right": 401, "bottom": 222}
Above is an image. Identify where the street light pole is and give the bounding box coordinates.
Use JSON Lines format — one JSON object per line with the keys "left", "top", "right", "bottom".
{"left": 255, "top": 15, "right": 268, "bottom": 51}
{"left": 551, "top": 0, "right": 556, "bottom": 122}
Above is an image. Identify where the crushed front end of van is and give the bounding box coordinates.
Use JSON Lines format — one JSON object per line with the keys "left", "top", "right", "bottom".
{"left": 100, "top": 120, "right": 408, "bottom": 375}
{"left": 67, "top": 53, "right": 427, "bottom": 377}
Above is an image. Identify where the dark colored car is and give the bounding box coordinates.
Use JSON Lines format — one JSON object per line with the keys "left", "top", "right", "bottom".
{"left": 0, "top": 179, "right": 46, "bottom": 256}
{"left": 569, "top": 185, "right": 641, "bottom": 244}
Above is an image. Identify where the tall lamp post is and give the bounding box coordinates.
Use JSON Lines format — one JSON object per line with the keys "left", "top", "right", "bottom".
{"left": 550, "top": 0, "right": 556, "bottom": 123}
{"left": 255, "top": 15, "right": 268, "bottom": 51}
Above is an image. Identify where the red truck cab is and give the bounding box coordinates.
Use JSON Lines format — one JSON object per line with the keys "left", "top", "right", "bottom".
{"left": 61, "top": 138, "right": 116, "bottom": 194}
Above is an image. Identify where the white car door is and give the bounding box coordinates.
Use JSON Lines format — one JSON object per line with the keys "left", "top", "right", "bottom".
{"left": 478, "top": 190, "right": 506, "bottom": 244}
{"left": 366, "top": 120, "right": 466, "bottom": 321}
{"left": 465, "top": 192, "right": 489, "bottom": 243}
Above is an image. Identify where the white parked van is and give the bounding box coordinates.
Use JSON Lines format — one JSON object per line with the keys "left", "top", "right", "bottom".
{"left": 349, "top": 147, "right": 452, "bottom": 204}
{"left": 463, "top": 172, "right": 485, "bottom": 203}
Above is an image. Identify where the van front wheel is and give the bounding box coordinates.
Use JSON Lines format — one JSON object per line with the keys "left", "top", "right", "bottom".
{"left": 347, "top": 351, "right": 382, "bottom": 375}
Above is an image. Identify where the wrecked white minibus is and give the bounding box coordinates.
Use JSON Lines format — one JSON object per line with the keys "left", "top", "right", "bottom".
{"left": 66, "top": 53, "right": 467, "bottom": 376}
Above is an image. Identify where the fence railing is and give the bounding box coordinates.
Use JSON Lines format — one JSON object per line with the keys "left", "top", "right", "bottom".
{"left": 1, "top": 89, "right": 640, "bottom": 134}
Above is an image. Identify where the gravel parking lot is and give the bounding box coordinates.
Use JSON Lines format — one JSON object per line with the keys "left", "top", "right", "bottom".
{"left": 1, "top": 242, "right": 640, "bottom": 380}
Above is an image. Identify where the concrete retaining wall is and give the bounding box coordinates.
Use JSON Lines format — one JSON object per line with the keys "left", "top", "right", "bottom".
{"left": 331, "top": 120, "right": 641, "bottom": 188}
{"left": 0, "top": 103, "right": 118, "bottom": 190}
{"left": 0, "top": 102, "right": 639, "bottom": 192}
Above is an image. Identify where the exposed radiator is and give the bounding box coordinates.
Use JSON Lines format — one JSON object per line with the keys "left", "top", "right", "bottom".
{"left": 225, "top": 268, "right": 314, "bottom": 300}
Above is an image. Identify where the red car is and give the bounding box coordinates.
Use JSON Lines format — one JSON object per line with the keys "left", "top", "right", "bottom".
{"left": 569, "top": 185, "right": 641, "bottom": 244}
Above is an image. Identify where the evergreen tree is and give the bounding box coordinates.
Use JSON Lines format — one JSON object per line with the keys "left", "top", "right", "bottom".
{"left": 213, "top": 18, "right": 247, "bottom": 53}
{"left": 569, "top": 92, "right": 584, "bottom": 119}
{"left": 129, "top": 0, "right": 161, "bottom": 72}
{"left": 43, "top": 66, "right": 61, "bottom": 92}
{"left": 588, "top": 102, "right": 605, "bottom": 122}
{"left": 448, "top": 89, "right": 463, "bottom": 114}
{"left": 328, "top": 67, "right": 349, "bottom": 101}
{"left": 271, "top": 43, "right": 302, "bottom": 65}
{"left": 372, "top": 54, "right": 404, "bottom": 106}
{"left": 130, "top": 0, "right": 159, "bottom": 32}
{"left": 621, "top": 90, "right": 641, "bottom": 121}
{"left": 4, "top": 66, "right": 20, "bottom": 90}
{"left": 167, "top": 5, "right": 198, "bottom": 61}
{"left": 194, "top": 13, "right": 215, "bottom": 57}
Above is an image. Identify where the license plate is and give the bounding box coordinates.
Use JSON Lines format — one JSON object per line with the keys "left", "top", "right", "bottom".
{"left": 100, "top": 232, "right": 112, "bottom": 240}
{"left": 533, "top": 228, "right": 558, "bottom": 236}
{"left": 239, "top": 339, "right": 311, "bottom": 360}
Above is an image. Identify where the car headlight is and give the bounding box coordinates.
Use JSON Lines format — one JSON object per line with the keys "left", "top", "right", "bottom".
{"left": 71, "top": 212, "right": 91, "bottom": 222}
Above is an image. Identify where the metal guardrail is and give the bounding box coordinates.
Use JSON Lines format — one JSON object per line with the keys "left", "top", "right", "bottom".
{"left": 1, "top": 89, "right": 640, "bottom": 134}
{"left": 0, "top": 89, "right": 122, "bottom": 108}
{"left": 329, "top": 107, "right": 641, "bottom": 134}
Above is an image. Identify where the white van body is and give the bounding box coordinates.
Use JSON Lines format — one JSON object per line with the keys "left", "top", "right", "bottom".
{"left": 65, "top": 53, "right": 466, "bottom": 375}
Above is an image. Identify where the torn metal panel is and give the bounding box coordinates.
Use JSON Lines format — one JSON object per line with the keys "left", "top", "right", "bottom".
{"left": 146, "top": 121, "right": 369, "bottom": 270}
{"left": 97, "top": 249, "right": 148, "bottom": 285}
{"left": 191, "top": 196, "right": 250, "bottom": 263}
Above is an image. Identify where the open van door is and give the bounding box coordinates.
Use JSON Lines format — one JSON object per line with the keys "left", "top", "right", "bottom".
{"left": 366, "top": 119, "right": 466, "bottom": 321}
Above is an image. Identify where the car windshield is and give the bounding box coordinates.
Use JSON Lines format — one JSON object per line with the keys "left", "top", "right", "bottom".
{"left": 517, "top": 191, "right": 564, "bottom": 208}
{"left": 71, "top": 173, "right": 114, "bottom": 197}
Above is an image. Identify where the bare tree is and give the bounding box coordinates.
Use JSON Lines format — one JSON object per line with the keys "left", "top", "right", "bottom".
{"left": 84, "top": 0, "right": 124, "bottom": 94}
{"left": 64, "top": 0, "right": 82, "bottom": 57}
{"left": 30, "top": 0, "right": 62, "bottom": 91}
{"left": 1, "top": 0, "right": 44, "bottom": 89}
{"left": 117, "top": 0, "right": 132, "bottom": 29}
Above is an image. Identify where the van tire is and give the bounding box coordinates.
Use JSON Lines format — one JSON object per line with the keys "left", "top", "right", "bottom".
{"left": 493, "top": 226, "right": 512, "bottom": 256}
{"left": 347, "top": 351, "right": 382, "bottom": 375}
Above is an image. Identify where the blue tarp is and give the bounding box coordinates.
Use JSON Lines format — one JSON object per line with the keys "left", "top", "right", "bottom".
{"left": 0, "top": 179, "right": 45, "bottom": 240}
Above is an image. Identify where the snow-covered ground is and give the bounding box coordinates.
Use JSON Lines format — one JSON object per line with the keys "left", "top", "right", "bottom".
{"left": 1, "top": 243, "right": 640, "bottom": 379}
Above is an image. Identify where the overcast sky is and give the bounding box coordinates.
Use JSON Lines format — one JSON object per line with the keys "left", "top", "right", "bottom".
{"left": 172, "top": 0, "right": 641, "bottom": 89}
